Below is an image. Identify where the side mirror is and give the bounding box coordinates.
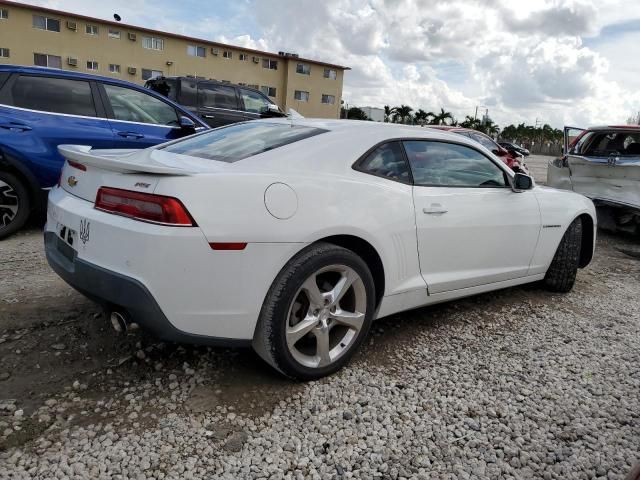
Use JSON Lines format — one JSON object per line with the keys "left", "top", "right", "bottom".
{"left": 512, "top": 172, "right": 533, "bottom": 192}
{"left": 178, "top": 116, "right": 196, "bottom": 133}
{"left": 261, "top": 104, "right": 284, "bottom": 117}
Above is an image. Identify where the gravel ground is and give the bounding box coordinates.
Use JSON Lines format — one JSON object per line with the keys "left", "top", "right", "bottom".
{"left": 1, "top": 187, "right": 640, "bottom": 478}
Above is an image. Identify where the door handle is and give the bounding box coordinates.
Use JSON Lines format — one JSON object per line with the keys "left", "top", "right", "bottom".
{"left": 423, "top": 204, "right": 448, "bottom": 215}
{"left": 202, "top": 114, "right": 215, "bottom": 119}
{"left": 0, "top": 122, "right": 32, "bottom": 132}
{"left": 117, "top": 131, "right": 145, "bottom": 139}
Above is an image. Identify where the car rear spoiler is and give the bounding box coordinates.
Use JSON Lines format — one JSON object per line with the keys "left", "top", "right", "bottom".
{"left": 57, "top": 145, "right": 194, "bottom": 175}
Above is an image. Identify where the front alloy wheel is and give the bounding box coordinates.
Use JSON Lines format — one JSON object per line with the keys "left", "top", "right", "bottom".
{"left": 254, "top": 243, "right": 376, "bottom": 380}
{"left": 0, "top": 172, "right": 30, "bottom": 240}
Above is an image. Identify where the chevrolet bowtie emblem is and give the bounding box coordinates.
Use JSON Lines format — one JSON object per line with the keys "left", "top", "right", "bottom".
{"left": 67, "top": 176, "right": 78, "bottom": 187}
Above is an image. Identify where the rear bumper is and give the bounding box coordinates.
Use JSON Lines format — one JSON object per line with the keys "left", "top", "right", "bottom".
{"left": 45, "top": 231, "right": 250, "bottom": 347}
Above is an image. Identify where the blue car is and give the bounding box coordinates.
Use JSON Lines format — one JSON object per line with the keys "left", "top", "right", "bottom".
{"left": 0, "top": 65, "right": 208, "bottom": 238}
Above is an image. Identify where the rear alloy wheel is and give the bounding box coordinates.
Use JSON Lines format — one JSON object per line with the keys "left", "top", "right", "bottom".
{"left": 0, "top": 172, "right": 30, "bottom": 240}
{"left": 254, "top": 243, "right": 375, "bottom": 380}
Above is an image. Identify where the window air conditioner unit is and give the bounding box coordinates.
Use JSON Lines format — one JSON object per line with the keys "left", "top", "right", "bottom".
{"left": 67, "top": 57, "right": 78, "bottom": 66}
{"left": 127, "top": 67, "right": 137, "bottom": 75}
{"left": 211, "top": 48, "right": 218, "bottom": 55}
{"left": 252, "top": 56, "right": 259, "bottom": 63}
{"left": 66, "top": 21, "right": 77, "bottom": 31}
{"left": 128, "top": 32, "right": 137, "bottom": 41}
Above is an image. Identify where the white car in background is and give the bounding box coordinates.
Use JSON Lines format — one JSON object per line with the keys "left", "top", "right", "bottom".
{"left": 45, "top": 120, "right": 596, "bottom": 380}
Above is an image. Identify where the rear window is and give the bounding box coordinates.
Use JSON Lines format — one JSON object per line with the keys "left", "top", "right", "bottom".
{"left": 577, "top": 131, "right": 640, "bottom": 156}
{"left": 162, "top": 122, "right": 327, "bottom": 162}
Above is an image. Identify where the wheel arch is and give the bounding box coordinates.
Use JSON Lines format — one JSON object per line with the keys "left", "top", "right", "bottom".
{"left": 0, "top": 147, "right": 42, "bottom": 210}
{"left": 313, "top": 234, "right": 386, "bottom": 309}
{"left": 576, "top": 212, "right": 595, "bottom": 268}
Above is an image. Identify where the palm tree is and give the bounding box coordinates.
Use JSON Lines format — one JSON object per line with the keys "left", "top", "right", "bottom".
{"left": 383, "top": 105, "right": 395, "bottom": 123}
{"left": 460, "top": 115, "right": 481, "bottom": 130}
{"left": 414, "top": 109, "right": 429, "bottom": 126}
{"left": 393, "top": 105, "right": 413, "bottom": 124}
{"left": 431, "top": 108, "right": 454, "bottom": 126}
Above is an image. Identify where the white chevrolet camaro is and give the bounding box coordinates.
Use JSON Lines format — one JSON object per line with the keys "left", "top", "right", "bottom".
{"left": 45, "top": 119, "right": 596, "bottom": 380}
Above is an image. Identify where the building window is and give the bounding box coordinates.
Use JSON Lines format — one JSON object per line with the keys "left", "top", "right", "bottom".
{"left": 86, "top": 61, "right": 99, "bottom": 71}
{"left": 85, "top": 24, "right": 98, "bottom": 35}
{"left": 108, "top": 29, "right": 120, "bottom": 39}
{"left": 223, "top": 50, "right": 232, "bottom": 59}
{"left": 187, "top": 45, "right": 206, "bottom": 57}
{"left": 34, "top": 53, "right": 62, "bottom": 69}
{"left": 141, "top": 69, "right": 163, "bottom": 80}
{"left": 321, "top": 94, "right": 336, "bottom": 105}
{"left": 262, "top": 59, "right": 278, "bottom": 70}
{"left": 239, "top": 53, "right": 248, "bottom": 61}
{"left": 0, "top": 48, "right": 9, "bottom": 58}
{"left": 296, "top": 63, "right": 311, "bottom": 75}
{"left": 294, "top": 90, "right": 310, "bottom": 102}
{"left": 0, "top": 9, "right": 8, "bottom": 19}
{"left": 33, "top": 15, "right": 60, "bottom": 32}
{"left": 109, "top": 64, "right": 121, "bottom": 73}
{"left": 247, "top": 84, "right": 259, "bottom": 90}
{"left": 142, "top": 36, "right": 164, "bottom": 50}
{"left": 324, "top": 68, "right": 337, "bottom": 80}
{"left": 260, "top": 86, "right": 276, "bottom": 97}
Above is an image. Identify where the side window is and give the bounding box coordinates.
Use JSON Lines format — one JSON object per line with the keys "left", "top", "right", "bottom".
{"left": 239, "top": 88, "right": 270, "bottom": 113}
{"left": 0, "top": 72, "right": 10, "bottom": 90}
{"left": 357, "top": 142, "right": 410, "bottom": 183}
{"left": 198, "top": 83, "right": 238, "bottom": 110}
{"left": 179, "top": 79, "right": 198, "bottom": 107}
{"left": 103, "top": 84, "right": 179, "bottom": 125}
{"left": 404, "top": 141, "right": 507, "bottom": 188}
{"left": 10, "top": 75, "right": 96, "bottom": 117}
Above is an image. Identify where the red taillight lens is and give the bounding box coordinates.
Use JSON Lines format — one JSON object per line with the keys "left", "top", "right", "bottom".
{"left": 67, "top": 160, "right": 87, "bottom": 171}
{"left": 95, "top": 187, "right": 196, "bottom": 226}
{"left": 209, "top": 242, "right": 248, "bottom": 251}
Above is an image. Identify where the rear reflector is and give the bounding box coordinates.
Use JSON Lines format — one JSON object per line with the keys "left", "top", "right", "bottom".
{"left": 95, "top": 187, "right": 196, "bottom": 226}
{"left": 209, "top": 242, "right": 248, "bottom": 251}
{"left": 67, "top": 160, "right": 87, "bottom": 171}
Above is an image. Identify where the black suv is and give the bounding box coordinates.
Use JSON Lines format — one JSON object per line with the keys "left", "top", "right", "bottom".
{"left": 145, "top": 77, "right": 286, "bottom": 128}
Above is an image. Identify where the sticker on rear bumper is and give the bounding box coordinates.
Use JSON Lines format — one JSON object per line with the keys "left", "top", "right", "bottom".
{"left": 79, "top": 219, "right": 90, "bottom": 245}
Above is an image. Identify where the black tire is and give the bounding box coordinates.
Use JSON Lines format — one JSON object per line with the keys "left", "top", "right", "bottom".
{"left": 253, "top": 242, "right": 376, "bottom": 381}
{"left": 543, "top": 218, "right": 583, "bottom": 293}
{"left": 0, "top": 171, "right": 30, "bottom": 240}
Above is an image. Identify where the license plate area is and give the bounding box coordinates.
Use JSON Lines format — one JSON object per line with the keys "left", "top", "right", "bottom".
{"left": 56, "top": 223, "right": 77, "bottom": 263}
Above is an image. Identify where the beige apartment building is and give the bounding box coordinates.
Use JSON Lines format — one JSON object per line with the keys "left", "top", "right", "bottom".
{"left": 0, "top": 0, "right": 349, "bottom": 118}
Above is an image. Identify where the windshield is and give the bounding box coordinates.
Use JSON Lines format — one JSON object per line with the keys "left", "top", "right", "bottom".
{"left": 575, "top": 131, "right": 640, "bottom": 156}
{"left": 162, "top": 122, "right": 327, "bottom": 162}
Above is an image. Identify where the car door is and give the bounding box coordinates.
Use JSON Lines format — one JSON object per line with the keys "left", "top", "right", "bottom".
{"left": 405, "top": 140, "right": 541, "bottom": 294}
{"left": 0, "top": 73, "right": 115, "bottom": 188}
{"left": 197, "top": 83, "right": 245, "bottom": 127}
{"left": 99, "top": 82, "right": 196, "bottom": 148}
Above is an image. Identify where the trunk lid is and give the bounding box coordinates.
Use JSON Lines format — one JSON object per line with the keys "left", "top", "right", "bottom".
{"left": 57, "top": 145, "right": 225, "bottom": 203}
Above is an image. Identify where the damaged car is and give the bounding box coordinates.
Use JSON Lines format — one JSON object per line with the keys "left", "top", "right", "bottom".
{"left": 548, "top": 125, "right": 640, "bottom": 234}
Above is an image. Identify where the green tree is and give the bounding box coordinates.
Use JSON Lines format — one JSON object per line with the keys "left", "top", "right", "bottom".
{"left": 414, "top": 109, "right": 430, "bottom": 126}
{"left": 431, "top": 108, "right": 454, "bottom": 125}
{"left": 384, "top": 105, "right": 395, "bottom": 123}
{"left": 392, "top": 104, "right": 414, "bottom": 124}
{"left": 345, "top": 107, "right": 369, "bottom": 121}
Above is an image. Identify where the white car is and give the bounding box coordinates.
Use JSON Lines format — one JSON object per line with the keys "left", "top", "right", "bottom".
{"left": 45, "top": 120, "right": 596, "bottom": 380}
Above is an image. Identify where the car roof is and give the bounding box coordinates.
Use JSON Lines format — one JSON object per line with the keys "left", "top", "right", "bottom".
{"left": 149, "top": 76, "right": 267, "bottom": 96}
{"left": 584, "top": 125, "right": 640, "bottom": 131}
{"left": 0, "top": 65, "right": 149, "bottom": 88}
{"left": 257, "top": 118, "right": 489, "bottom": 144}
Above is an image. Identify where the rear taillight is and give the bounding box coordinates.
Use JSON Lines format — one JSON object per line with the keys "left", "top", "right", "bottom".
{"left": 95, "top": 187, "right": 196, "bottom": 226}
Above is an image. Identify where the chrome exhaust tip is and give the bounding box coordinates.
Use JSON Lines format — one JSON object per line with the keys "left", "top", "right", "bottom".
{"left": 110, "top": 310, "right": 129, "bottom": 333}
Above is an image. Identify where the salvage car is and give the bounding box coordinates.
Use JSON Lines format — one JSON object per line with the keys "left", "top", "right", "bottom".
{"left": 499, "top": 141, "right": 530, "bottom": 157}
{"left": 548, "top": 125, "right": 640, "bottom": 234}
{"left": 0, "top": 66, "right": 208, "bottom": 239}
{"left": 45, "top": 120, "right": 596, "bottom": 380}
{"left": 429, "top": 126, "right": 528, "bottom": 173}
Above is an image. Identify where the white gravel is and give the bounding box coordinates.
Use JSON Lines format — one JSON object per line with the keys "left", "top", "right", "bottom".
{"left": 1, "top": 234, "right": 639, "bottom": 479}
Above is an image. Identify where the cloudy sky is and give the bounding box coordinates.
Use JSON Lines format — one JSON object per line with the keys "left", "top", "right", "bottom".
{"left": 22, "top": 0, "right": 640, "bottom": 128}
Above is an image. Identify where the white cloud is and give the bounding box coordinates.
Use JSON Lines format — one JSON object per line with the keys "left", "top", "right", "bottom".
{"left": 23, "top": 0, "right": 640, "bottom": 127}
